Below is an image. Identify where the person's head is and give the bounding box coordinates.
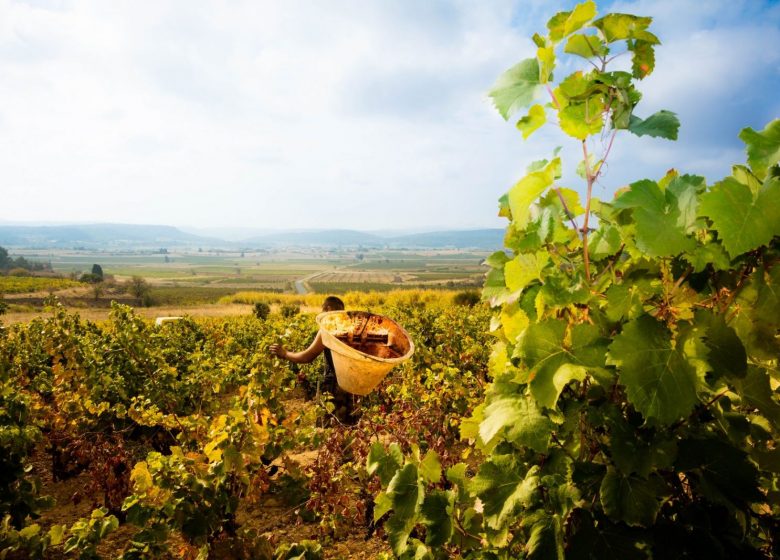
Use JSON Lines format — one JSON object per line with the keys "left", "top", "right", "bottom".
{"left": 322, "top": 296, "right": 344, "bottom": 312}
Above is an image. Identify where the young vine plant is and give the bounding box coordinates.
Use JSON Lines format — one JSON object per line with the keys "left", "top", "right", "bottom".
{"left": 370, "top": 1, "right": 780, "bottom": 558}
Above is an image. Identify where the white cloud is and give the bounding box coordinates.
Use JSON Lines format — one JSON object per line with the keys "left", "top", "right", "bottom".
{"left": 0, "top": 0, "right": 777, "bottom": 230}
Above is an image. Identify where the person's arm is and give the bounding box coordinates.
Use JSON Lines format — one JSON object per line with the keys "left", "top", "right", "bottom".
{"left": 269, "top": 331, "right": 325, "bottom": 364}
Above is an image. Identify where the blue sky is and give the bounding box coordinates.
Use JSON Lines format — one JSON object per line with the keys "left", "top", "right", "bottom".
{"left": 1, "top": 0, "right": 778, "bottom": 231}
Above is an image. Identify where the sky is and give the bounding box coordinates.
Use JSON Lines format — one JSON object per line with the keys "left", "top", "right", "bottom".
{"left": 1, "top": 0, "right": 779, "bottom": 232}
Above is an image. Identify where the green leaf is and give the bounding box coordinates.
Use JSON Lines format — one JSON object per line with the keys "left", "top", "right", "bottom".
{"left": 483, "top": 267, "right": 508, "bottom": 306}
{"left": 484, "top": 250, "right": 510, "bottom": 268}
{"left": 526, "top": 513, "right": 564, "bottom": 560}
{"left": 367, "top": 442, "right": 404, "bottom": 487}
{"left": 607, "top": 316, "right": 699, "bottom": 426}
{"left": 683, "top": 242, "right": 731, "bottom": 272}
{"left": 489, "top": 58, "right": 542, "bottom": 120}
{"left": 501, "top": 303, "right": 529, "bottom": 342}
{"left": 388, "top": 463, "right": 422, "bottom": 521}
{"left": 479, "top": 394, "right": 554, "bottom": 452}
{"left": 676, "top": 437, "right": 762, "bottom": 506}
{"left": 564, "top": 33, "right": 608, "bottom": 59}
{"left": 516, "top": 104, "right": 547, "bottom": 139}
{"left": 695, "top": 310, "right": 747, "bottom": 381}
{"left": 629, "top": 39, "right": 655, "bottom": 78}
{"left": 604, "top": 283, "right": 643, "bottom": 322}
{"left": 588, "top": 225, "right": 622, "bottom": 260}
{"left": 628, "top": 110, "right": 680, "bottom": 140}
{"left": 374, "top": 492, "right": 393, "bottom": 522}
{"left": 667, "top": 174, "right": 706, "bottom": 231}
{"left": 615, "top": 179, "right": 695, "bottom": 257}
{"left": 507, "top": 157, "right": 560, "bottom": 229}
{"left": 738, "top": 119, "right": 780, "bottom": 180}
{"left": 537, "top": 47, "right": 555, "bottom": 84}
{"left": 699, "top": 176, "right": 780, "bottom": 258}
{"left": 420, "top": 490, "right": 454, "bottom": 547}
{"left": 600, "top": 468, "right": 666, "bottom": 527}
{"left": 592, "top": 14, "right": 659, "bottom": 44}
{"left": 735, "top": 367, "right": 780, "bottom": 428}
{"left": 559, "top": 97, "right": 605, "bottom": 140}
{"left": 608, "top": 411, "right": 676, "bottom": 477}
{"left": 548, "top": 1, "right": 597, "bottom": 43}
{"left": 470, "top": 456, "right": 539, "bottom": 529}
{"left": 419, "top": 451, "right": 442, "bottom": 484}
{"left": 518, "top": 321, "right": 607, "bottom": 409}
{"left": 505, "top": 252, "right": 549, "bottom": 293}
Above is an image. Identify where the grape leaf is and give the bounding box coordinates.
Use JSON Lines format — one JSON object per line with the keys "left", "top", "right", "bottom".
{"left": 735, "top": 367, "right": 780, "bottom": 427}
{"left": 603, "top": 283, "right": 643, "bottom": 322}
{"left": 387, "top": 463, "right": 424, "bottom": 520}
{"left": 516, "top": 104, "right": 547, "bottom": 139}
{"left": 507, "top": 158, "right": 560, "bottom": 229}
{"left": 629, "top": 39, "right": 655, "bottom": 78}
{"left": 628, "top": 110, "right": 680, "bottom": 140}
{"left": 527, "top": 513, "right": 564, "bottom": 560}
{"left": 614, "top": 179, "right": 695, "bottom": 257}
{"left": 564, "top": 33, "right": 608, "bottom": 59}
{"left": 607, "top": 316, "right": 699, "bottom": 426}
{"left": 676, "top": 437, "right": 762, "bottom": 506}
{"left": 420, "top": 490, "right": 454, "bottom": 547}
{"left": 518, "top": 321, "right": 608, "bottom": 409}
{"left": 559, "top": 97, "right": 605, "bottom": 140}
{"left": 470, "top": 456, "right": 539, "bottom": 529}
{"left": 738, "top": 119, "right": 780, "bottom": 180}
{"left": 505, "top": 252, "right": 549, "bottom": 293}
{"left": 489, "top": 58, "right": 542, "bottom": 120}
{"left": 695, "top": 310, "right": 747, "bottom": 381}
{"left": 588, "top": 225, "right": 621, "bottom": 260}
{"left": 367, "top": 442, "right": 403, "bottom": 486}
{"left": 479, "top": 394, "right": 554, "bottom": 452}
{"left": 699, "top": 176, "right": 780, "bottom": 258}
{"left": 419, "top": 451, "right": 442, "bottom": 484}
{"left": 547, "top": 1, "right": 597, "bottom": 43}
{"left": 600, "top": 468, "right": 667, "bottom": 527}
{"left": 592, "top": 14, "right": 659, "bottom": 44}
{"left": 537, "top": 46, "right": 555, "bottom": 84}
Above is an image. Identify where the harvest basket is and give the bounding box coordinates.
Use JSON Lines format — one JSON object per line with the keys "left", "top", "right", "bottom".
{"left": 316, "top": 310, "right": 414, "bottom": 395}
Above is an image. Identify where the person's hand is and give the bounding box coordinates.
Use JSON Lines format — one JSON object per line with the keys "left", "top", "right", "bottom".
{"left": 269, "top": 343, "right": 287, "bottom": 359}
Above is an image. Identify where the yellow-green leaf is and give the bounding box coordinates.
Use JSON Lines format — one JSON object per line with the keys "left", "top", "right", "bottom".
{"left": 507, "top": 158, "right": 560, "bottom": 229}
{"left": 516, "top": 104, "right": 547, "bottom": 139}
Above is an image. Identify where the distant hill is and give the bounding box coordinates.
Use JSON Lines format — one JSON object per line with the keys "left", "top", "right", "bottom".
{"left": 243, "top": 229, "right": 385, "bottom": 247}
{"left": 0, "top": 224, "right": 218, "bottom": 248}
{"left": 0, "top": 223, "right": 505, "bottom": 250}
{"left": 387, "top": 229, "right": 504, "bottom": 249}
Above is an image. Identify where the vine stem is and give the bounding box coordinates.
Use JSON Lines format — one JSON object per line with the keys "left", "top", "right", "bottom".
{"left": 546, "top": 83, "right": 582, "bottom": 235}
{"left": 581, "top": 129, "right": 618, "bottom": 283}
{"left": 581, "top": 140, "right": 595, "bottom": 282}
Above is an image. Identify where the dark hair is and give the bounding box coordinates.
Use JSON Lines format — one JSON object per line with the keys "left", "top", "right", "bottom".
{"left": 322, "top": 296, "right": 345, "bottom": 311}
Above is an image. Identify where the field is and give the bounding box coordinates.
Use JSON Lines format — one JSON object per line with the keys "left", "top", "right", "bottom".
{"left": 0, "top": 275, "right": 82, "bottom": 294}
{"left": 0, "top": 248, "right": 488, "bottom": 323}
{"left": 0, "top": 291, "right": 491, "bottom": 558}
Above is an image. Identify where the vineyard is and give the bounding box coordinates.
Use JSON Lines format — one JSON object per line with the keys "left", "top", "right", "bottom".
{"left": 0, "top": 277, "right": 82, "bottom": 295}
{"left": 3, "top": 1, "right": 780, "bottom": 559}
{"left": 0, "top": 292, "right": 491, "bottom": 559}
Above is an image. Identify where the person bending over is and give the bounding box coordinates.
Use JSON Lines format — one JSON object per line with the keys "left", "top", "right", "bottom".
{"left": 269, "top": 296, "right": 357, "bottom": 425}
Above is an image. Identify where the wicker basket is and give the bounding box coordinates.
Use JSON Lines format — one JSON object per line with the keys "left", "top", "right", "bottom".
{"left": 316, "top": 310, "right": 414, "bottom": 395}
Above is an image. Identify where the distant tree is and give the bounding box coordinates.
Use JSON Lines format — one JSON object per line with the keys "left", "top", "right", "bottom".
{"left": 91, "top": 281, "right": 104, "bottom": 301}
{"left": 252, "top": 302, "right": 270, "bottom": 320}
{"left": 128, "top": 276, "right": 151, "bottom": 305}
{"left": 453, "top": 290, "right": 480, "bottom": 307}
{"left": 91, "top": 264, "right": 104, "bottom": 280}
{"left": 0, "top": 246, "right": 9, "bottom": 270}
{"left": 79, "top": 273, "right": 102, "bottom": 283}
